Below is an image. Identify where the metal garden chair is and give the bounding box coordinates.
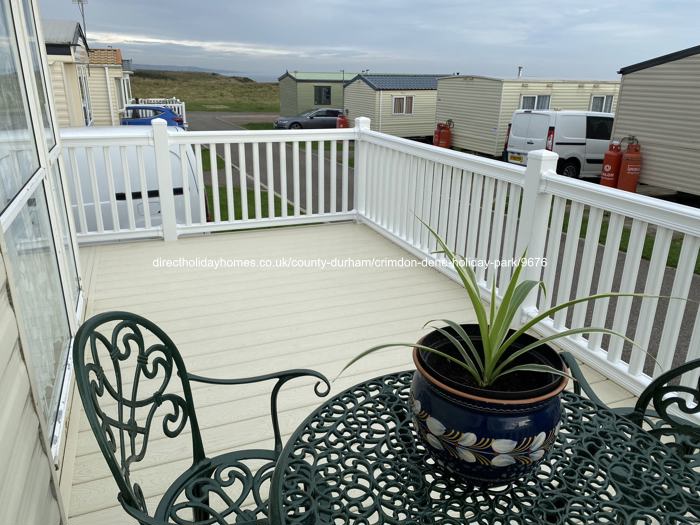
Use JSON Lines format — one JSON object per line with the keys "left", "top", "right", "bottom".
{"left": 563, "top": 353, "right": 700, "bottom": 464}
{"left": 73, "top": 311, "right": 331, "bottom": 525}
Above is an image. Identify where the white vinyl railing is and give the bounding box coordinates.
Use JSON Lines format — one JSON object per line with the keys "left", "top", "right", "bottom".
{"left": 59, "top": 117, "right": 700, "bottom": 396}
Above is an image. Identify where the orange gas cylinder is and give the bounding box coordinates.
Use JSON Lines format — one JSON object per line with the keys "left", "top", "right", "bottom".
{"left": 336, "top": 114, "right": 350, "bottom": 128}
{"left": 617, "top": 139, "right": 642, "bottom": 193}
{"left": 600, "top": 141, "right": 623, "bottom": 187}
{"left": 433, "top": 121, "right": 453, "bottom": 148}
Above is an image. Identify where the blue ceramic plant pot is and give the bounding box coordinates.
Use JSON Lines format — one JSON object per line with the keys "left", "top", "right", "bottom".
{"left": 410, "top": 324, "right": 567, "bottom": 485}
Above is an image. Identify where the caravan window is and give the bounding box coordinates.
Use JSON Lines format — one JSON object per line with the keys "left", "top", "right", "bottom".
{"left": 521, "top": 95, "right": 550, "bottom": 110}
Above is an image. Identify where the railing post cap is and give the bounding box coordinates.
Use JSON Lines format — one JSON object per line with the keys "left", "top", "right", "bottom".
{"left": 355, "top": 116, "right": 371, "bottom": 130}
{"left": 527, "top": 149, "right": 558, "bottom": 161}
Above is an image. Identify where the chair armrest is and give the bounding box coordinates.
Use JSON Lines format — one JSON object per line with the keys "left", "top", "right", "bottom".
{"left": 185, "top": 368, "right": 331, "bottom": 453}
{"left": 560, "top": 352, "right": 608, "bottom": 408}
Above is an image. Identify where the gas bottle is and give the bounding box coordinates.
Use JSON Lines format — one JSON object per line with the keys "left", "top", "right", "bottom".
{"left": 617, "top": 138, "right": 642, "bottom": 193}
{"left": 336, "top": 113, "right": 350, "bottom": 128}
{"left": 433, "top": 121, "right": 453, "bottom": 148}
{"left": 600, "top": 141, "right": 623, "bottom": 188}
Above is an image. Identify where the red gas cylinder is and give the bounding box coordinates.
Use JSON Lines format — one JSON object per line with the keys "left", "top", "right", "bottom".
{"left": 600, "top": 141, "right": 623, "bottom": 187}
{"left": 336, "top": 114, "right": 350, "bottom": 128}
{"left": 433, "top": 121, "right": 453, "bottom": 148}
{"left": 617, "top": 140, "right": 642, "bottom": 193}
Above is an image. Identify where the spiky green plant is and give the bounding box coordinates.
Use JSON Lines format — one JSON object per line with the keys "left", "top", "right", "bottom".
{"left": 341, "top": 223, "right": 647, "bottom": 388}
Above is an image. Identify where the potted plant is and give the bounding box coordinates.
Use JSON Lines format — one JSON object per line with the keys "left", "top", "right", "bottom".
{"left": 340, "top": 224, "right": 641, "bottom": 485}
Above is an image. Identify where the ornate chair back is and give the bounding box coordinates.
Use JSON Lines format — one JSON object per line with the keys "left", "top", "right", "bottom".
{"left": 73, "top": 311, "right": 205, "bottom": 514}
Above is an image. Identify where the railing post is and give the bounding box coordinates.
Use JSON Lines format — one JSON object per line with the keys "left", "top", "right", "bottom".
{"left": 515, "top": 150, "right": 558, "bottom": 314}
{"left": 354, "top": 117, "right": 371, "bottom": 215}
{"left": 151, "top": 118, "right": 178, "bottom": 241}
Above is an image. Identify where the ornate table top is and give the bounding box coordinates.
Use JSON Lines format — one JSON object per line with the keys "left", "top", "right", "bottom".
{"left": 269, "top": 371, "right": 700, "bottom": 525}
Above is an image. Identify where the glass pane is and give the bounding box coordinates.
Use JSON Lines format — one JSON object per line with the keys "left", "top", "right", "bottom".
{"left": 521, "top": 96, "right": 535, "bottom": 110}
{"left": 21, "top": 0, "right": 54, "bottom": 148}
{"left": 49, "top": 164, "right": 80, "bottom": 308}
{"left": 5, "top": 187, "right": 70, "bottom": 424}
{"left": 393, "top": 97, "right": 404, "bottom": 114}
{"left": 405, "top": 96, "right": 414, "bottom": 114}
{"left": 591, "top": 96, "right": 604, "bottom": 112}
{"left": 0, "top": 1, "right": 39, "bottom": 212}
{"left": 535, "top": 95, "right": 550, "bottom": 110}
{"left": 604, "top": 96, "right": 613, "bottom": 113}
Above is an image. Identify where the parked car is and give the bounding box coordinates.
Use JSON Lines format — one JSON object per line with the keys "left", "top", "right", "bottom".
{"left": 274, "top": 108, "right": 343, "bottom": 129}
{"left": 121, "top": 105, "right": 185, "bottom": 128}
{"left": 61, "top": 126, "right": 202, "bottom": 231}
{"left": 505, "top": 110, "right": 614, "bottom": 178}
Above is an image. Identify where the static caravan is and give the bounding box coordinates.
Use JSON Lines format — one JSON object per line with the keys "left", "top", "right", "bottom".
{"left": 278, "top": 71, "right": 356, "bottom": 116}
{"left": 344, "top": 74, "right": 444, "bottom": 138}
{"left": 43, "top": 19, "right": 92, "bottom": 127}
{"left": 88, "top": 48, "right": 133, "bottom": 126}
{"left": 436, "top": 75, "right": 620, "bottom": 157}
{"left": 612, "top": 45, "right": 700, "bottom": 195}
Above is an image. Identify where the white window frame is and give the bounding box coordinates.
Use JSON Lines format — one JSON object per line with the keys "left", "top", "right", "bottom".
{"left": 520, "top": 94, "right": 550, "bottom": 110}
{"left": 392, "top": 95, "right": 414, "bottom": 115}
{"left": 4, "top": 0, "right": 83, "bottom": 476}
{"left": 77, "top": 63, "right": 93, "bottom": 125}
{"left": 590, "top": 94, "right": 614, "bottom": 113}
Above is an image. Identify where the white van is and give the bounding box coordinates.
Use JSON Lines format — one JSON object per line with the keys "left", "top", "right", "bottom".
{"left": 505, "top": 110, "right": 614, "bottom": 178}
{"left": 60, "top": 126, "right": 202, "bottom": 233}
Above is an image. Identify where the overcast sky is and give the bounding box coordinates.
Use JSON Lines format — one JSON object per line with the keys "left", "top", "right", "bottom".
{"left": 39, "top": 0, "right": 700, "bottom": 81}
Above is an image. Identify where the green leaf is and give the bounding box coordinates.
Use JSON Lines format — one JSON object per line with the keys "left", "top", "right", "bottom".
{"left": 424, "top": 319, "right": 484, "bottom": 374}
{"left": 335, "top": 342, "right": 480, "bottom": 383}
{"left": 427, "top": 326, "right": 483, "bottom": 385}
{"left": 491, "top": 327, "right": 648, "bottom": 378}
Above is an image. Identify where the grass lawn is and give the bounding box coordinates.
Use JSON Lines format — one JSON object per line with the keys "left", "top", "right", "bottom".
{"left": 562, "top": 208, "right": 698, "bottom": 274}
{"left": 132, "top": 70, "right": 279, "bottom": 112}
{"left": 242, "top": 122, "right": 274, "bottom": 130}
{"left": 205, "top": 186, "right": 293, "bottom": 221}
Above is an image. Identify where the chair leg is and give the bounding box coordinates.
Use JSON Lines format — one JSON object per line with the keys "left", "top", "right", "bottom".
{"left": 192, "top": 481, "right": 209, "bottom": 523}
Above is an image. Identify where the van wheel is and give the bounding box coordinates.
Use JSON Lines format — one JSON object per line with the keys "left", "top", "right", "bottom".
{"left": 558, "top": 159, "right": 581, "bottom": 178}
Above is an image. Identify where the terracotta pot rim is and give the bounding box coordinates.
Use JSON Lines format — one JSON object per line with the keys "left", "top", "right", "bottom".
{"left": 412, "top": 347, "right": 568, "bottom": 405}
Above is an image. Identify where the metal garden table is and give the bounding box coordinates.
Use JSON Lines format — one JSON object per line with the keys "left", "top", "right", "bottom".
{"left": 269, "top": 371, "right": 700, "bottom": 525}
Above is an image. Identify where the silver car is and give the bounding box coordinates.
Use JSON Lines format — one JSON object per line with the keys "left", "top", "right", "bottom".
{"left": 274, "top": 108, "right": 343, "bottom": 129}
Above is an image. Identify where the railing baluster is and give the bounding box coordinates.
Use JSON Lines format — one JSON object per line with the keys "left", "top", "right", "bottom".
{"left": 330, "top": 140, "right": 337, "bottom": 214}
{"left": 398, "top": 153, "right": 410, "bottom": 240}
{"left": 279, "top": 142, "right": 288, "bottom": 218}
{"left": 102, "top": 146, "right": 119, "bottom": 231}
{"left": 488, "top": 180, "right": 507, "bottom": 291}
{"left": 86, "top": 147, "right": 104, "bottom": 233}
{"left": 629, "top": 227, "right": 673, "bottom": 377}
{"left": 607, "top": 220, "right": 648, "bottom": 364}
{"left": 571, "top": 207, "right": 604, "bottom": 328}
{"left": 266, "top": 142, "right": 275, "bottom": 219}
{"left": 252, "top": 143, "right": 262, "bottom": 219}
{"left": 209, "top": 143, "right": 220, "bottom": 223}
{"left": 318, "top": 141, "right": 325, "bottom": 215}
{"left": 135, "top": 145, "right": 151, "bottom": 229}
{"left": 476, "top": 177, "right": 495, "bottom": 284}
{"left": 412, "top": 157, "right": 424, "bottom": 245}
{"left": 120, "top": 146, "right": 136, "bottom": 230}
{"left": 238, "top": 143, "right": 248, "bottom": 221}
{"left": 436, "top": 165, "right": 451, "bottom": 251}
{"left": 465, "top": 174, "right": 483, "bottom": 260}
{"left": 224, "top": 143, "right": 234, "bottom": 222}
{"left": 387, "top": 149, "right": 399, "bottom": 232}
{"left": 178, "top": 144, "right": 192, "bottom": 226}
{"left": 445, "top": 167, "right": 461, "bottom": 253}
{"left": 193, "top": 144, "right": 205, "bottom": 224}
{"left": 654, "top": 235, "right": 699, "bottom": 374}
{"left": 293, "top": 142, "right": 300, "bottom": 216}
{"left": 342, "top": 140, "right": 349, "bottom": 212}
{"left": 305, "top": 141, "right": 313, "bottom": 214}
{"left": 541, "top": 196, "right": 566, "bottom": 310}
{"left": 420, "top": 161, "right": 434, "bottom": 252}
{"left": 429, "top": 162, "right": 442, "bottom": 254}
{"left": 455, "top": 170, "right": 472, "bottom": 259}
{"left": 553, "top": 201, "right": 584, "bottom": 328}
{"left": 588, "top": 212, "right": 625, "bottom": 352}
{"left": 68, "top": 148, "right": 88, "bottom": 233}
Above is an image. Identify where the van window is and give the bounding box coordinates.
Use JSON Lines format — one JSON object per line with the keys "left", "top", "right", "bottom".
{"left": 528, "top": 114, "right": 550, "bottom": 138}
{"left": 510, "top": 114, "right": 529, "bottom": 137}
{"left": 586, "top": 116, "right": 613, "bottom": 140}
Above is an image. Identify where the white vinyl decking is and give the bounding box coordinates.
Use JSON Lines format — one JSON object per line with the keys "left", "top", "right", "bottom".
{"left": 66, "top": 223, "right": 636, "bottom": 524}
